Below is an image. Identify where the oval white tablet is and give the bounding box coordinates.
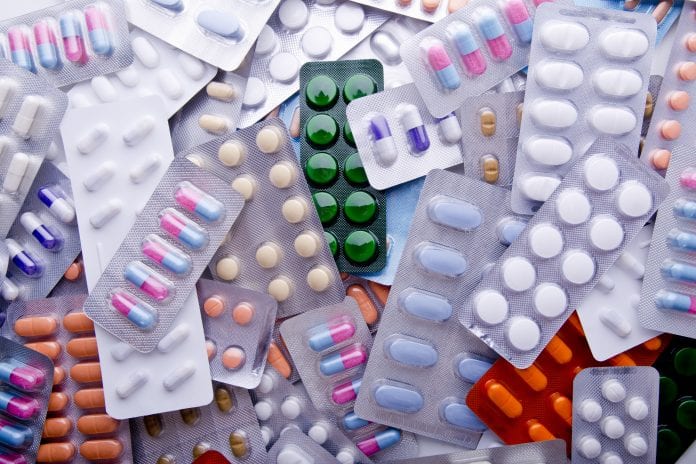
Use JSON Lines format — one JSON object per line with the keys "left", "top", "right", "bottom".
{"left": 520, "top": 175, "right": 561, "bottom": 202}
{"left": 540, "top": 20, "right": 590, "bottom": 52}
{"left": 91, "top": 76, "right": 117, "bottom": 102}
{"left": 501, "top": 256, "right": 536, "bottom": 292}
{"left": 243, "top": 77, "right": 267, "bottom": 108}
{"left": 594, "top": 68, "right": 643, "bottom": 97}
{"left": 302, "top": 27, "right": 333, "bottom": 58}
{"left": 617, "top": 181, "right": 652, "bottom": 218}
{"left": 578, "top": 399, "right": 603, "bottom": 422}
{"left": 529, "top": 99, "right": 578, "bottom": 129}
{"left": 523, "top": 137, "right": 573, "bottom": 166}
{"left": 255, "top": 25, "right": 277, "bottom": 56}
{"left": 132, "top": 36, "right": 160, "bottom": 68}
{"left": 116, "top": 66, "right": 139, "bottom": 87}
{"left": 589, "top": 105, "right": 637, "bottom": 135}
{"left": 535, "top": 60, "right": 584, "bottom": 90}
{"left": 177, "top": 52, "right": 206, "bottom": 80}
{"left": 528, "top": 223, "right": 564, "bottom": 259}
{"left": 474, "top": 290, "right": 508, "bottom": 325}
{"left": 562, "top": 250, "right": 595, "bottom": 285}
{"left": 157, "top": 69, "right": 183, "bottom": 99}
{"left": 590, "top": 216, "right": 624, "bottom": 251}
{"left": 584, "top": 155, "right": 619, "bottom": 191}
{"left": 279, "top": 0, "right": 309, "bottom": 30}
{"left": 505, "top": 317, "right": 541, "bottom": 352}
{"left": 269, "top": 52, "right": 300, "bottom": 84}
{"left": 556, "top": 189, "right": 591, "bottom": 225}
{"left": 533, "top": 283, "right": 567, "bottom": 318}
{"left": 335, "top": 2, "right": 366, "bottom": 34}
{"left": 600, "top": 28, "right": 649, "bottom": 59}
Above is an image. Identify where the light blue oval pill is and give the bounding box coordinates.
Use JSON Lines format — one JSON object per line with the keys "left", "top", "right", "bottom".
{"left": 457, "top": 357, "right": 493, "bottom": 383}
{"left": 197, "top": 10, "right": 243, "bottom": 40}
{"left": 374, "top": 384, "right": 424, "bottom": 413}
{"left": 398, "top": 289, "right": 452, "bottom": 322}
{"left": 442, "top": 402, "right": 486, "bottom": 430}
{"left": 427, "top": 196, "right": 482, "bottom": 231}
{"left": 150, "top": 0, "right": 184, "bottom": 12}
{"left": 415, "top": 242, "right": 467, "bottom": 277}
{"left": 497, "top": 217, "right": 527, "bottom": 246}
{"left": 385, "top": 337, "right": 438, "bottom": 368}
{"left": 343, "top": 411, "right": 370, "bottom": 430}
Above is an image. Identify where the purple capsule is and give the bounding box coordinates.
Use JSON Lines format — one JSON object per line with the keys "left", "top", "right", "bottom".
{"left": 368, "top": 114, "right": 397, "bottom": 167}
{"left": 398, "top": 104, "right": 430, "bottom": 154}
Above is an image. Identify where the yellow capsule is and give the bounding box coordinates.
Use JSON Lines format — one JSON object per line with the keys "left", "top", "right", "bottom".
{"left": 229, "top": 430, "right": 249, "bottom": 458}
{"left": 479, "top": 108, "right": 496, "bottom": 136}
{"left": 516, "top": 103, "right": 524, "bottom": 127}
{"left": 215, "top": 386, "right": 235, "bottom": 413}
{"left": 193, "top": 442, "right": 210, "bottom": 459}
{"left": 144, "top": 414, "right": 164, "bottom": 437}
{"left": 180, "top": 408, "right": 201, "bottom": 426}
{"left": 157, "top": 454, "right": 176, "bottom": 464}
{"left": 481, "top": 155, "right": 499, "bottom": 184}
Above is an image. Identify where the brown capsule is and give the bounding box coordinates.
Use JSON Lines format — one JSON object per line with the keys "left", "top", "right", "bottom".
{"left": 70, "top": 362, "right": 102, "bottom": 384}
{"left": 144, "top": 414, "right": 165, "bottom": 437}
{"left": 63, "top": 312, "right": 94, "bottom": 334}
{"left": 215, "top": 386, "right": 235, "bottom": 413}
{"left": 180, "top": 407, "right": 201, "bottom": 425}
{"left": 267, "top": 342, "right": 292, "bottom": 379}
{"left": 66, "top": 337, "right": 99, "bottom": 359}
{"left": 74, "top": 388, "right": 105, "bottom": 410}
{"left": 193, "top": 442, "right": 211, "bottom": 459}
{"left": 79, "top": 439, "right": 123, "bottom": 460}
{"left": 42, "top": 417, "right": 74, "bottom": 439}
{"left": 652, "top": 0, "right": 673, "bottom": 23}
{"left": 48, "top": 392, "right": 69, "bottom": 413}
{"left": 37, "top": 442, "right": 77, "bottom": 463}
{"left": 14, "top": 316, "right": 58, "bottom": 337}
{"left": 25, "top": 341, "right": 62, "bottom": 360}
{"left": 479, "top": 108, "right": 496, "bottom": 136}
{"left": 53, "top": 366, "right": 66, "bottom": 386}
{"left": 340, "top": 272, "right": 349, "bottom": 281}
{"left": 481, "top": 155, "right": 500, "bottom": 184}
{"left": 229, "top": 430, "right": 249, "bottom": 458}
{"left": 367, "top": 281, "right": 389, "bottom": 306}
{"left": 346, "top": 285, "right": 378, "bottom": 325}
{"left": 639, "top": 137, "right": 645, "bottom": 157}
{"left": 157, "top": 454, "right": 176, "bottom": 464}
{"left": 77, "top": 414, "right": 120, "bottom": 435}
{"left": 623, "top": 0, "right": 639, "bottom": 10}
{"left": 644, "top": 92, "right": 654, "bottom": 120}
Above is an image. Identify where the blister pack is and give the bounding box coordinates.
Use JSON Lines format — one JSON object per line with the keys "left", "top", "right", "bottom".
{"left": 197, "top": 279, "right": 277, "bottom": 389}
{"left": 0, "top": 60, "right": 68, "bottom": 238}
{"left": 458, "top": 90, "right": 524, "bottom": 187}
{"left": 400, "top": 0, "right": 566, "bottom": 118}
{"left": 510, "top": 3, "right": 656, "bottom": 214}
{"left": 0, "top": 241, "right": 8, "bottom": 295}
{"left": 571, "top": 366, "right": 659, "bottom": 463}
{"left": 267, "top": 427, "right": 340, "bottom": 464}
{"left": 460, "top": 140, "right": 668, "bottom": 369}
{"left": 67, "top": 27, "right": 216, "bottom": 118}
{"left": 465, "top": 312, "right": 669, "bottom": 452}
{"left": 348, "top": 0, "right": 468, "bottom": 23}
{"left": 181, "top": 120, "right": 343, "bottom": 318}
{"left": 355, "top": 169, "right": 530, "bottom": 446}
{"left": 3, "top": 295, "right": 133, "bottom": 463}
{"left": 237, "top": 0, "right": 389, "bottom": 129}
{"left": 49, "top": 257, "right": 88, "bottom": 298}
{"left": 1, "top": 162, "right": 81, "bottom": 312}
{"left": 341, "top": 273, "right": 389, "bottom": 330}
{"left": 125, "top": 0, "right": 279, "bottom": 71}
{"left": 251, "top": 368, "right": 379, "bottom": 463}
{"left": 346, "top": 82, "right": 464, "bottom": 190}
{"left": 130, "top": 383, "right": 267, "bottom": 463}
{"left": 0, "top": 0, "right": 133, "bottom": 88}
{"left": 640, "top": 1, "right": 696, "bottom": 173}
{"left": 300, "top": 59, "right": 387, "bottom": 273}
{"left": 83, "top": 157, "right": 245, "bottom": 351}
{"left": 577, "top": 225, "right": 662, "bottom": 362}
{"left": 0, "top": 337, "right": 53, "bottom": 464}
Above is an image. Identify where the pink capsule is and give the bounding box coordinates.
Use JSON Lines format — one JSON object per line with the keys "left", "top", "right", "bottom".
{"left": 307, "top": 318, "right": 356, "bottom": 351}
{"left": 504, "top": 0, "right": 533, "bottom": 43}
{"left": 59, "top": 12, "right": 88, "bottom": 64}
{"left": 423, "top": 39, "right": 461, "bottom": 90}
{"left": 124, "top": 261, "right": 171, "bottom": 301}
{"left": 320, "top": 344, "right": 368, "bottom": 376}
{"left": 681, "top": 168, "right": 696, "bottom": 190}
{"left": 84, "top": 5, "right": 113, "bottom": 56}
{"left": 110, "top": 290, "right": 158, "bottom": 330}
{"left": 174, "top": 182, "right": 224, "bottom": 222}
{"left": 332, "top": 378, "right": 361, "bottom": 404}
{"left": 476, "top": 7, "right": 513, "bottom": 60}
{"left": 33, "top": 20, "right": 61, "bottom": 70}
{"left": 448, "top": 22, "right": 487, "bottom": 76}
{"left": 159, "top": 209, "right": 208, "bottom": 250}
{"left": 7, "top": 27, "right": 36, "bottom": 73}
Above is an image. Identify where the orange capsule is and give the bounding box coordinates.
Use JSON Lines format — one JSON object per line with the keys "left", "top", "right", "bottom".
{"left": 25, "top": 341, "right": 62, "bottom": 360}
{"left": 609, "top": 353, "right": 636, "bottom": 367}
{"left": 77, "top": 414, "right": 120, "bottom": 435}
{"left": 80, "top": 439, "right": 123, "bottom": 461}
{"left": 48, "top": 392, "right": 69, "bottom": 413}
{"left": 567, "top": 313, "right": 584, "bottom": 336}
{"left": 514, "top": 364, "right": 548, "bottom": 392}
{"left": 64, "top": 261, "right": 83, "bottom": 281}
{"left": 527, "top": 419, "right": 556, "bottom": 441}
{"left": 485, "top": 380, "right": 523, "bottom": 418}
{"left": 70, "top": 362, "right": 102, "bottom": 384}
{"left": 63, "top": 312, "right": 94, "bottom": 334}
{"left": 67, "top": 337, "right": 99, "bottom": 359}
{"left": 546, "top": 336, "right": 572, "bottom": 365}
{"left": 43, "top": 417, "right": 74, "bottom": 439}
{"left": 652, "top": 0, "right": 672, "bottom": 23}
{"left": 14, "top": 316, "right": 58, "bottom": 337}
{"left": 346, "top": 285, "right": 379, "bottom": 325}
{"left": 267, "top": 342, "right": 292, "bottom": 379}
{"left": 37, "top": 442, "right": 77, "bottom": 463}
{"left": 550, "top": 392, "right": 573, "bottom": 426}
{"left": 367, "top": 281, "right": 390, "bottom": 306}
{"left": 74, "top": 388, "right": 106, "bottom": 410}
{"left": 643, "top": 336, "right": 662, "bottom": 351}
{"left": 53, "top": 366, "right": 66, "bottom": 386}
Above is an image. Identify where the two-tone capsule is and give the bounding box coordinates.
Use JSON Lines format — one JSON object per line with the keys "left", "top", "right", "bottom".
{"left": 476, "top": 7, "right": 513, "bottom": 60}
{"left": 0, "top": 390, "right": 40, "bottom": 420}
{"left": 398, "top": 104, "right": 430, "bottom": 154}
{"left": 342, "top": 411, "right": 370, "bottom": 430}
{"left": 159, "top": 209, "right": 208, "bottom": 250}
{"left": 422, "top": 38, "right": 461, "bottom": 90}
{"left": 174, "top": 182, "right": 225, "bottom": 222}
{"left": 7, "top": 27, "right": 36, "bottom": 73}
{"left": 319, "top": 344, "right": 367, "bottom": 376}
{"left": 356, "top": 428, "right": 401, "bottom": 456}
{"left": 84, "top": 5, "right": 113, "bottom": 56}
{"left": 110, "top": 290, "right": 158, "bottom": 330}
{"left": 141, "top": 235, "right": 192, "bottom": 275}
{"left": 368, "top": 114, "right": 398, "bottom": 167}
{"left": 59, "top": 12, "right": 87, "bottom": 64}
{"left": 331, "top": 378, "right": 361, "bottom": 404}
{"left": 0, "top": 418, "right": 33, "bottom": 450}
{"left": 37, "top": 185, "right": 75, "bottom": 223}
{"left": 0, "top": 361, "right": 45, "bottom": 391}
{"left": 33, "top": 20, "right": 62, "bottom": 70}
{"left": 661, "top": 259, "right": 696, "bottom": 284}
{"left": 124, "top": 261, "right": 172, "bottom": 301}
{"left": 436, "top": 112, "right": 463, "bottom": 144}
{"left": 504, "top": 0, "right": 533, "bottom": 43}
{"left": 447, "top": 22, "right": 486, "bottom": 76}
{"left": 6, "top": 239, "right": 42, "bottom": 278}
{"left": 655, "top": 289, "right": 696, "bottom": 315}
{"left": 307, "top": 318, "right": 355, "bottom": 352}
{"left": 667, "top": 229, "right": 696, "bottom": 253}
{"left": 674, "top": 199, "right": 696, "bottom": 221}
{"left": 20, "top": 212, "right": 63, "bottom": 251}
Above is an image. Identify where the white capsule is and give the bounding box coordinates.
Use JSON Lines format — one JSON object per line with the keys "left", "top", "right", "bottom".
{"left": 91, "top": 76, "right": 118, "bottom": 102}
{"left": 110, "top": 342, "right": 136, "bottom": 362}
{"left": 0, "top": 136, "right": 13, "bottom": 157}
{"left": 129, "top": 152, "right": 161, "bottom": 184}
{"left": 77, "top": 123, "right": 110, "bottom": 154}
{"left": 116, "top": 369, "right": 148, "bottom": 398}
{"left": 616, "top": 252, "right": 645, "bottom": 279}
{"left": 83, "top": 162, "right": 115, "bottom": 192}
{"left": 520, "top": 175, "right": 561, "bottom": 202}
{"left": 1, "top": 279, "right": 19, "bottom": 301}
{"left": 12, "top": 96, "right": 46, "bottom": 139}
{"left": 89, "top": 199, "right": 122, "bottom": 228}
{"left": 157, "top": 323, "right": 190, "bottom": 353}
{"left": 157, "top": 69, "right": 183, "bottom": 99}
{"left": 132, "top": 36, "right": 160, "bottom": 68}
{"left": 123, "top": 115, "right": 156, "bottom": 147}
{"left": 19, "top": 212, "right": 44, "bottom": 235}
{"left": 0, "top": 78, "right": 18, "bottom": 119}
{"left": 177, "top": 52, "right": 207, "bottom": 80}
{"left": 3, "top": 152, "right": 29, "bottom": 193}
{"left": 115, "top": 66, "right": 139, "bottom": 87}
{"left": 437, "top": 113, "right": 462, "bottom": 143}
{"left": 163, "top": 361, "right": 195, "bottom": 391}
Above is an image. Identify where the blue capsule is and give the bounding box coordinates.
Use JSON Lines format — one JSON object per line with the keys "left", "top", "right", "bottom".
{"left": 398, "top": 288, "right": 452, "bottom": 322}
{"left": 384, "top": 336, "right": 438, "bottom": 368}
{"left": 414, "top": 242, "right": 467, "bottom": 277}
{"left": 661, "top": 259, "right": 696, "bottom": 284}
{"left": 20, "top": 212, "right": 63, "bottom": 251}
{"left": 5, "top": 239, "right": 42, "bottom": 278}
{"left": 85, "top": 5, "right": 114, "bottom": 56}
{"left": 33, "top": 21, "right": 62, "bottom": 70}
{"left": 0, "top": 418, "right": 33, "bottom": 449}
{"left": 342, "top": 411, "right": 370, "bottom": 430}
{"left": 667, "top": 228, "right": 696, "bottom": 253}
{"left": 7, "top": 28, "right": 36, "bottom": 73}
{"left": 427, "top": 195, "right": 483, "bottom": 231}
{"left": 674, "top": 199, "right": 696, "bottom": 221}
{"left": 441, "top": 402, "right": 486, "bottom": 430}
{"left": 373, "top": 383, "right": 424, "bottom": 413}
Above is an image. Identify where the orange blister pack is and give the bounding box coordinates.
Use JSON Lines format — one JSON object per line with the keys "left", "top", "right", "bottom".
{"left": 465, "top": 312, "right": 671, "bottom": 454}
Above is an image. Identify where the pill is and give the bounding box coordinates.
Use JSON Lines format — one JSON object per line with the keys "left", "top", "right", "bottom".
{"left": 535, "top": 60, "right": 584, "bottom": 90}
{"left": 624, "top": 433, "right": 648, "bottom": 456}
{"left": 84, "top": 161, "right": 116, "bottom": 192}
{"left": 659, "top": 119, "right": 682, "bottom": 140}
{"left": 63, "top": 312, "right": 94, "bottom": 333}
{"left": 427, "top": 195, "right": 482, "bottom": 231}
{"left": 254, "top": 400, "right": 273, "bottom": 421}
{"left": 124, "top": 261, "right": 171, "bottom": 301}
{"left": 346, "top": 285, "right": 379, "bottom": 325}
{"left": 601, "top": 379, "right": 627, "bottom": 403}
{"left": 367, "top": 114, "right": 398, "bottom": 167}
{"left": 528, "top": 223, "right": 563, "bottom": 259}
{"left": 215, "top": 257, "right": 239, "bottom": 281}
{"left": 457, "top": 357, "right": 493, "bottom": 383}
{"left": 540, "top": 20, "right": 590, "bottom": 52}
{"left": 84, "top": 4, "right": 113, "bottom": 55}
{"left": 626, "top": 396, "right": 649, "bottom": 420}
{"left": 13, "top": 316, "right": 58, "bottom": 338}
{"left": 485, "top": 380, "right": 523, "bottom": 417}
{"left": 175, "top": 182, "right": 224, "bottom": 222}
{"left": 589, "top": 105, "right": 637, "bottom": 135}
{"left": 616, "top": 181, "right": 652, "bottom": 217}
{"left": 157, "top": 324, "right": 190, "bottom": 354}
{"left": 242, "top": 77, "right": 267, "bottom": 108}
{"left": 578, "top": 399, "right": 603, "bottom": 423}
{"left": 386, "top": 334, "right": 437, "bottom": 369}
{"left": 257, "top": 125, "right": 285, "bottom": 153}
{"left": 282, "top": 197, "right": 308, "bottom": 224}
{"left": 523, "top": 137, "right": 573, "bottom": 167}
{"left": 192, "top": 442, "right": 211, "bottom": 459}
{"left": 335, "top": 2, "right": 366, "bottom": 33}
{"left": 163, "top": 361, "right": 196, "bottom": 391}
{"left": 584, "top": 155, "right": 619, "bottom": 191}
{"left": 368, "top": 281, "right": 389, "bottom": 306}
{"left": 293, "top": 231, "right": 321, "bottom": 259}
{"left": 77, "top": 123, "right": 110, "bottom": 154}
{"left": 268, "top": 342, "right": 292, "bottom": 378}
{"left": 599, "top": 307, "right": 632, "bottom": 337}
{"left": 229, "top": 302, "right": 254, "bottom": 326}
{"left": 38, "top": 443, "right": 77, "bottom": 462}
{"left": 531, "top": 282, "right": 567, "bottom": 319}
{"left": 556, "top": 189, "right": 591, "bottom": 225}
{"left": 130, "top": 152, "right": 161, "bottom": 184}
{"left": 506, "top": 317, "right": 541, "bottom": 352}
{"left": 601, "top": 415, "right": 625, "bottom": 439}
{"left": 331, "top": 378, "right": 361, "bottom": 405}
{"left": 132, "top": 36, "right": 159, "bottom": 68}
{"left": 590, "top": 216, "right": 624, "bottom": 251}
{"left": 222, "top": 346, "right": 246, "bottom": 370}
{"left": 269, "top": 162, "right": 297, "bottom": 189}
{"left": 343, "top": 411, "right": 370, "bottom": 430}
{"left": 229, "top": 430, "right": 249, "bottom": 458}
{"left": 301, "top": 26, "right": 332, "bottom": 59}
{"left": 594, "top": 68, "right": 643, "bottom": 97}
{"left": 505, "top": 0, "right": 532, "bottom": 43}
{"left": 515, "top": 364, "right": 547, "bottom": 391}
{"left": 111, "top": 290, "right": 158, "bottom": 330}
{"left": 399, "top": 104, "right": 430, "bottom": 153}
{"left": 398, "top": 288, "right": 452, "bottom": 322}
{"left": 477, "top": 7, "right": 512, "bottom": 60}
{"left": 256, "top": 242, "right": 282, "bottom": 269}
{"left": 180, "top": 407, "right": 201, "bottom": 426}
{"left": 478, "top": 108, "right": 496, "bottom": 137}
{"left": 578, "top": 435, "right": 602, "bottom": 459}
{"left": 66, "top": 337, "right": 98, "bottom": 359}
{"left": 269, "top": 52, "right": 299, "bottom": 84}
{"left": 64, "top": 261, "right": 82, "bottom": 280}
{"left": 12, "top": 95, "right": 45, "bottom": 139}
{"left": 279, "top": 0, "right": 309, "bottom": 30}
{"left": 356, "top": 428, "right": 401, "bottom": 457}
{"left": 24, "top": 341, "right": 61, "bottom": 361}
{"left": 70, "top": 362, "right": 102, "bottom": 384}
{"left": 7, "top": 27, "right": 36, "bottom": 73}
{"left": 373, "top": 383, "right": 424, "bottom": 413}
{"left": 546, "top": 336, "right": 572, "bottom": 364}
{"left": 77, "top": 414, "right": 119, "bottom": 435}
{"left": 520, "top": 175, "right": 561, "bottom": 202}
{"left": 435, "top": 112, "right": 462, "bottom": 144}
{"left": 447, "top": 22, "right": 487, "bottom": 76}
{"left": 529, "top": 99, "right": 578, "bottom": 129}
{"left": 473, "top": 290, "right": 508, "bottom": 325}
{"left": 501, "top": 256, "right": 535, "bottom": 292}
{"left": 319, "top": 344, "right": 367, "bottom": 375}
{"left": 48, "top": 392, "right": 69, "bottom": 413}
{"left": 669, "top": 90, "right": 690, "bottom": 111}
{"left": 0, "top": 389, "right": 38, "bottom": 421}
{"left": 142, "top": 235, "right": 191, "bottom": 276}
{"left": 122, "top": 115, "right": 155, "bottom": 147}
{"left": 550, "top": 392, "right": 573, "bottom": 425}
{"left": 280, "top": 396, "right": 302, "bottom": 419}
{"left": 307, "top": 266, "right": 333, "bottom": 292}
{"left": 0, "top": 78, "right": 18, "bottom": 118}
{"left": 197, "top": 10, "right": 243, "bottom": 40}
{"left": 160, "top": 209, "right": 208, "bottom": 249}
{"left": 80, "top": 439, "right": 123, "bottom": 461}
{"left": 144, "top": 414, "right": 164, "bottom": 438}
{"left": 496, "top": 217, "right": 527, "bottom": 246}
{"left": 277, "top": 445, "right": 315, "bottom": 464}
{"left": 422, "top": 39, "right": 460, "bottom": 90}
{"left": 307, "top": 421, "right": 330, "bottom": 444}
{"left": 415, "top": 242, "right": 467, "bottom": 277}
{"left": 199, "top": 114, "right": 230, "bottom": 135}
{"left": 150, "top": 0, "right": 183, "bottom": 11}
{"left": 600, "top": 28, "right": 649, "bottom": 58}
{"left": 205, "top": 82, "right": 237, "bottom": 104}
{"left": 3, "top": 152, "right": 30, "bottom": 194}
{"left": 74, "top": 388, "right": 105, "bottom": 409}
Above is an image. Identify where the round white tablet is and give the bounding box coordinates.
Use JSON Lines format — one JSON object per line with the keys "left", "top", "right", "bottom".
{"left": 474, "top": 290, "right": 509, "bottom": 325}
{"left": 579, "top": 399, "right": 603, "bottom": 422}
{"left": 280, "top": 396, "right": 302, "bottom": 419}
{"left": 308, "top": 422, "right": 330, "bottom": 444}
{"left": 599, "top": 452, "right": 623, "bottom": 464}
{"left": 590, "top": 216, "right": 624, "bottom": 251}
{"left": 254, "top": 400, "right": 273, "bottom": 421}
{"left": 529, "top": 223, "right": 564, "bottom": 259}
{"left": 616, "top": 181, "right": 652, "bottom": 218}
{"left": 601, "top": 415, "right": 625, "bottom": 439}
{"left": 269, "top": 52, "right": 299, "bottom": 84}
{"left": 335, "top": 2, "right": 366, "bottom": 34}
{"left": 278, "top": 0, "right": 309, "bottom": 30}
{"left": 301, "top": 27, "right": 333, "bottom": 58}
{"left": 260, "top": 426, "right": 273, "bottom": 446}
{"left": 602, "top": 379, "right": 626, "bottom": 402}
{"left": 562, "top": 250, "right": 595, "bottom": 285}
{"left": 242, "top": 77, "right": 267, "bottom": 108}
{"left": 625, "top": 433, "right": 648, "bottom": 456}
{"left": 578, "top": 436, "right": 602, "bottom": 459}
{"left": 626, "top": 397, "right": 649, "bottom": 421}
{"left": 584, "top": 155, "right": 619, "bottom": 191}
{"left": 533, "top": 283, "right": 567, "bottom": 318}
{"left": 505, "top": 317, "right": 541, "bottom": 352}
{"left": 556, "top": 189, "right": 591, "bottom": 225}
{"left": 255, "top": 25, "right": 277, "bottom": 56}
{"left": 501, "top": 257, "right": 536, "bottom": 292}
{"left": 336, "top": 449, "right": 356, "bottom": 464}
{"left": 257, "top": 373, "right": 275, "bottom": 394}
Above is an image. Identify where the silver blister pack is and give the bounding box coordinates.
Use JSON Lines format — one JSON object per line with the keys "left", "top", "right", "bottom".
{"left": 510, "top": 2, "right": 656, "bottom": 215}
{"left": 236, "top": 0, "right": 390, "bottom": 128}
{"left": 356, "top": 169, "right": 528, "bottom": 446}
{"left": 267, "top": 427, "right": 341, "bottom": 464}
{"left": 460, "top": 139, "right": 668, "bottom": 369}
{"left": 346, "top": 82, "right": 464, "bottom": 190}
{"left": 348, "top": 0, "right": 460, "bottom": 23}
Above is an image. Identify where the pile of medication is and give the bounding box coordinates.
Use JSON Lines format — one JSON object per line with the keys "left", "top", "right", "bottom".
{"left": 2, "top": 0, "right": 696, "bottom": 463}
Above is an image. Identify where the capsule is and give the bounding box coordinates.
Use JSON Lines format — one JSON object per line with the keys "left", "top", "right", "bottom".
{"left": 110, "top": 290, "right": 158, "bottom": 330}
{"left": 159, "top": 209, "right": 208, "bottom": 250}
{"left": 342, "top": 410, "right": 370, "bottom": 430}
{"left": 7, "top": 27, "right": 35, "bottom": 73}
{"left": 13, "top": 316, "right": 58, "bottom": 338}
{"left": 3, "top": 153, "right": 29, "bottom": 193}
{"left": 356, "top": 428, "right": 401, "bottom": 456}
{"left": 448, "top": 22, "right": 486, "bottom": 75}
{"left": 124, "top": 261, "right": 172, "bottom": 301}
{"left": 332, "top": 378, "right": 361, "bottom": 404}
{"left": 319, "top": 344, "right": 367, "bottom": 376}
{"left": 661, "top": 259, "right": 696, "bottom": 284}
{"left": 174, "top": 181, "right": 224, "bottom": 222}
{"left": 37, "top": 185, "right": 75, "bottom": 223}
{"left": 229, "top": 430, "right": 249, "bottom": 458}
{"left": 84, "top": 5, "right": 113, "bottom": 56}
{"left": 504, "top": 0, "right": 533, "bottom": 43}
{"left": 435, "top": 112, "right": 463, "bottom": 144}
{"left": 346, "top": 285, "right": 379, "bottom": 325}
{"left": 398, "top": 104, "right": 430, "bottom": 153}
{"left": 307, "top": 318, "right": 356, "bottom": 352}
{"left": 59, "top": 12, "right": 87, "bottom": 63}
{"left": 0, "top": 390, "right": 39, "bottom": 420}
{"left": 141, "top": 235, "right": 191, "bottom": 275}
{"left": 6, "top": 239, "right": 42, "bottom": 278}
{"left": 38, "top": 442, "right": 77, "bottom": 462}
{"left": 667, "top": 228, "right": 696, "bottom": 253}
{"left": 267, "top": 342, "right": 292, "bottom": 379}
{"left": 655, "top": 289, "right": 696, "bottom": 315}
{"left": 33, "top": 20, "right": 61, "bottom": 70}
{"left": 180, "top": 407, "right": 201, "bottom": 425}
{"left": 476, "top": 8, "right": 512, "bottom": 60}
{"left": 368, "top": 114, "right": 398, "bottom": 167}
{"left": 144, "top": 415, "right": 164, "bottom": 437}
{"left": 0, "top": 418, "right": 32, "bottom": 450}
{"left": 215, "top": 386, "right": 235, "bottom": 413}
{"left": 20, "top": 212, "right": 63, "bottom": 251}
{"left": 74, "top": 388, "right": 105, "bottom": 410}
{"left": 1, "top": 278, "right": 20, "bottom": 302}
{"left": 422, "top": 38, "right": 460, "bottom": 90}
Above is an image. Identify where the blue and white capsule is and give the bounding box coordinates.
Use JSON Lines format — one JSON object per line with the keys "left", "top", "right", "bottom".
{"left": 661, "top": 259, "right": 696, "bottom": 284}
{"left": 5, "top": 239, "right": 42, "bottom": 278}
{"left": 20, "top": 212, "right": 63, "bottom": 251}
{"left": 674, "top": 199, "right": 696, "bottom": 221}
{"left": 667, "top": 229, "right": 696, "bottom": 253}
{"left": 37, "top": 185, "right": 75, "bottom": 223}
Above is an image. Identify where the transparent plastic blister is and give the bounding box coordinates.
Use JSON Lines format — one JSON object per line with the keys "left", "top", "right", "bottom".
{"left": 267, "top": 427, "right": 340, "bottom": 464}
{"left": 2, "top": 295, "right": 134, "bottom": 463}
{"left": 197, "top": 279, "right": 277, "bottom": 389}
{"left": 1, "top": 162, "right": 81, "bottom": 312}
{"left": 236, "top": 0, "right": 389, "bottom": 128}
{"left": 83, "top": 157, "right": 245, "bottom": 352}
{"left": 0, "top": 337, "right": 54, "bottom": 464}
{"left": 640, "top": 1, "right": 696, "bottom": 173}
{"left": 67, "top": 27, "right": 217, "bottom": 118}
{"left": 130, "top": 383, "right": 267, "bottom": 463}
{"left": 572, "top": 367, "right": 659, "bottom": 463}
{"left": 0, "top": 60, "right": 68, "bottom": 238}
{"left": 400, "top": 0, "right": 568, "bottom": 118}
{"left": 460, "top": 139, "right": 669, "bottom": 369}
{"left": 182, "top": 119, "right": 344, "bottom": 319}
{"left": 356, "top": 169, "right": 529, "bottom": 446}
{"left": 639, "top": 146, "right": 696, "bottom": 339}
{"left": 346, "top": 82, "right": 464, "bottom": 190}
{"left": 0, "top": 0, "right": 133, "bottom": 87}
{"left": 577, "top": 225, "right": 662, "bottom": 362}
{"left": 458, "top": 90, "right": 524, "bottom": 188}
{"left": 48, "top": 257, "right": 88, "bottom": 298}
{"left": 270, "top": 322, "right": 300, "bottom": 384}
{"left": 341, "top": 273, "right": 389, "bottom": 331}
{"left": 510, "top": 2, "right": 656, "bottom": 214}
{"left": 125, "top": 0, "right": 280, "bottom": 71}
{"left": 348, "top": 0, "right": 463, "bottom": 23}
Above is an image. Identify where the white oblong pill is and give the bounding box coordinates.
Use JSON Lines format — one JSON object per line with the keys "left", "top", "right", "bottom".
{"left": 90, "top": 199, "right": 122, "bottom": 228}
{"left": 123, "top": 115, "right": 156, "bottom": 146}
{"left": 520, "top": 175, "right": 561, "bottom": 202}
{"left": 616, "top": 181, "right": 652, "bottom": 218}
{"left": 116, "top": 66, "right": 140, "bottom": 87}
{"left": 540, "top": 20, "right": 590, "bottom": 52}
{"left": 528, "top": 223, "right": 564, "bottom": 259}
{"left": 177, "top": 52, "right": 206, "bottom": 80}
{"left": 12, "top": 95, "right": 46, "bottom": 139}
{"left": 243, "top": 77, "right": 267, "bottom": 108}
{"left": 255, "top": 25, "right": 277, "bottom": 56}
{"left": 2, "top": 152, "right": 29, "bottom": 193}
{"left": 301, "top": 26, "right": 333, "bottom": 59}
{"left": 163, "top": 361, "right": 195, "bottom": 391}
{"left": 589, "top": 105, "right": 637, "bottom": 135}
{"left": 600, "top": 28, "right": 649, "bottom": 59}
{"left": 91, "top": 76, "right": 118, "bottom": 103}
{"left": 83, "top": 161, "right": 115, "bottom": 191}
{"left": 132, "top": 36, "right": 160, "bottom": 68}
{"left": 599, "top": 308, "right": 632, "bottom": 337}
{"left": 0, "top": 77, "right": 18, "bottom": 118}
{"left": 506, "top": 316, "right": 541, "bottom": 352}
{"left": 533, "top": 283, "right": 567, "bottom": 319}
{"left": 556, "top": 189, "right": 591, "bottom": 225}
{"left": 594, "top": 68, "right": 643, "bottom": 97}
{"left": 78, "top": 123, "right": 110, "bottom": 154}
{"left": 269, "top": 52, "right": 299, "bottom": 84}
{"left": 111, "top": 342, "right": 136, "bottom": 361}
{"left": 502, "top": 256, "right": 536, "bottom": 292}
{"left": 535, "top": 60, "right": 584, "bottom": 90}
{"left": 199, "top": 114, "right": 230, "bottom": 134}
{"left": 584, "top": 155, "right": 619, "bottom": 191}
{"left": 474, "top": 290, "right": 508, "bottom": 325}
{"left": 1, "top": 279, "right": 19, "bottom": 301}
{"left": 590, "top": 216, "right": 624, "bottom": 251}
{"left": 279, "top": 0, "right": 309, "bottom": 30}
{"left": 116, "top": 370, "right": 148, "bottom": 398}
{"left": 129, "top": 152, "right": 161, "bottom": 184}
{"left": 335, "top": 2, "right": 365, "bottom": 34}
{"left": 157, "top": 323, "right": 190, "bottom": 353}
{"left": 562, "top": 250, "right": 595, "bottom": 285}
{"left": 523, "top": 137, "right": 573, "bottom": 166}
{"left": 617, "top": 252, "right": 645, "bottom": 279}
{"left": 157, "top": 69, "right": 183, "bottom": 99}
{"left": 529, "top": 99, "right": 577, "bottom": 129}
